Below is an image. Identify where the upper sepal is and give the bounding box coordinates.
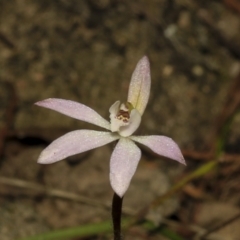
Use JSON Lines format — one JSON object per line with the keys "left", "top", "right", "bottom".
{"left": 127, "top": 56, "right": 151, "bottom": 115}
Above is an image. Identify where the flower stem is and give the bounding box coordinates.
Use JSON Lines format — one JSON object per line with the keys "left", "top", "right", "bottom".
{"left": 112, "top": 192, "right": 123, "bottom": 240}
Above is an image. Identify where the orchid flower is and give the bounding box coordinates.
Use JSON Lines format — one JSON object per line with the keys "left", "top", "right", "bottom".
{"left": 36, "top": 56, "right": 185, "bottom": 197}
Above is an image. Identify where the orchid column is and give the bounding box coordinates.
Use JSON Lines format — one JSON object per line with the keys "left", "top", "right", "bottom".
{"left": 36, "top": 56, "right": 185, "bottom": 239}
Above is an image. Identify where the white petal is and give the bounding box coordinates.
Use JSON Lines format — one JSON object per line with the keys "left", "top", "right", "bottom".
{"left": 110, "top": 138, "right": 141, "bottom": 197}
{"left": 127, "top": 56, "right": 151, "bottom": 115}
{"left": 119, "top": 109, "right": 141, "bottom": 137}
{"left": 35, "top": 98, "right": 110, "bottom": 130}
{"left": 38, "top": 130, "right": 119, "bottom": 164}
{"left": 131, "top": 135, "right": 186, "bottom": 165}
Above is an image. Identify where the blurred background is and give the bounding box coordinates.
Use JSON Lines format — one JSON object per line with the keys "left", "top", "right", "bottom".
{"left": 0, "top": 0, "right": 240, "bottom": 239}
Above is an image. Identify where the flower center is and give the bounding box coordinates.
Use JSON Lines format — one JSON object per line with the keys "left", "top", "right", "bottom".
{"left": 115, "top": 102, "right": 133, "bottom": 124}
{"left": 109, "top": 101, "right": 141, "bottom": 137}
{"left": 116, "top": 110, "right": 130, "bottom": 123}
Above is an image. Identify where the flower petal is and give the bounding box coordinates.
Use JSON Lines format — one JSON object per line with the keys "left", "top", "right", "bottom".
{"left": 110, "top": 138, "right": 141, "bottom": 197}
{"left": 35, "top": 98, "right": 110, "bottom": 130}
{"left": 127, "top": 56, "right": 151, "bottom": 115}
{"left": 38, "top": 130, "right": 119, "bottom": 164}
{"left": 131, "top": 135, "right": 186, "bottom": 165}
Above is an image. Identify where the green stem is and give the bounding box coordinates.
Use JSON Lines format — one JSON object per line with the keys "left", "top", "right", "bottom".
{"left": 127, "top": 160, "right": 218, "bottom": 226}
{"left": 18, "top": 221, "right": 113, "bottom": 240}
{"left": 18, "top": 150, "right": 222, "bottom": 240}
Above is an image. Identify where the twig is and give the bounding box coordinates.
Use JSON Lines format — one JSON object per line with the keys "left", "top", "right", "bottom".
{"left": 126, "top": 160, "right": 218, "bottom": 227}
{"left": 0, "top": 31, "right": 15, "bottom": 49}
{"left": 0, "top": 177, "right": 134, "bottom": 215}
{"left": 223, "top": 0, "right": 240, "bottom": 14}
{"left": 199, "top": 212, "right": 240, "bottom": 239}
{"left": 212, "top": 72, "right": 240, "bottom": 138}
{"left": 0, "top": 82, "right": 17, "bottom": 158}
{"left": 198, "top": 9, "right": 240, "bottom": 59}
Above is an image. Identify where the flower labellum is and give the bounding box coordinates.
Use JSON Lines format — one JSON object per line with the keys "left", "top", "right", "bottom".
{"left": 36, "top": 56, "right": 186, "bottom": 197}
{"left": 109, "top": 101, "right": 141, "bottom": 137}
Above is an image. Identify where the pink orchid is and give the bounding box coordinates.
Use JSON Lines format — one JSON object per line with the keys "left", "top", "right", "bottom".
{"left": 36, "top": 56, "right": 185, "bottom": 197}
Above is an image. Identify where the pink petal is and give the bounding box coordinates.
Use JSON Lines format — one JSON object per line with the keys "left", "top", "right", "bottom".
{"left": 35, "top": 98, "right": 110, "bottom": 130}
{"left": 127, "top": 56, "right": 151, "bottom": 115}
{"left": 38, "top": 130, "right": 119, "bottom": 164}
{"left": 110, "top": 138, "right": 141, "bottom": 197}
{"left": 131, "top": 135, "right": 186, "bottom": 165}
